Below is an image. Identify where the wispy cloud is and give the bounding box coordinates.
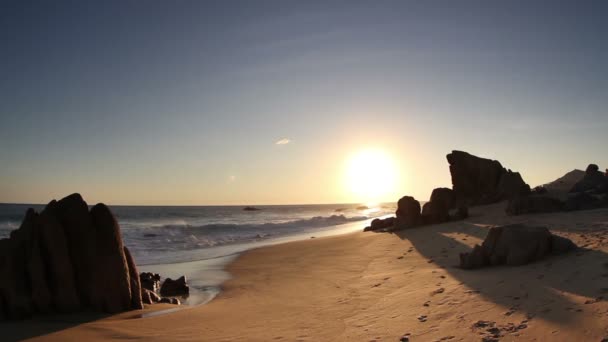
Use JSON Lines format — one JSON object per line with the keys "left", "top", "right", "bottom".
{"left": 275, "top": 138, "right": 291, "bottom": 145}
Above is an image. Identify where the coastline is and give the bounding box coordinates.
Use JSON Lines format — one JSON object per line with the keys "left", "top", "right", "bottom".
{"left": 5, "top": 202, "right": 608, "bottom": 341}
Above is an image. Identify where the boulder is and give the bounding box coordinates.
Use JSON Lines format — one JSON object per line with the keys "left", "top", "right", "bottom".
{"left": 364, "top": 217, "right": 395, "bottom": 232}
{"left": 450, "top": 206, "right": 469, "bottom": 221}
{"left": 124, "top": 247, "right": 143, "bottom": 310}
{"left": 90, "top": 203, "right": 132, "bottom": 313}
{"left": 160, "top": 276, "right": 190, "bottom": 297}
{"left": 446, "top": 151, "right": 530, "bottom": 205}
{"left": 394, "top": 196, "right": 421, "bottom": 229}
{"left": 459, "top": 224, "right": 576, "bottom": 269}
{"left": 506, "top": 195, "right": 563, "bottom": 215}
{"left": 140, "top": 272, "right": 161, "bottom": 293}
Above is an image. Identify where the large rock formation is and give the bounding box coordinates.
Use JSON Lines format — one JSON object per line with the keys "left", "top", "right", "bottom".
{"left": 459, "top": 224, "right": 576, "bottom": 269}
{"left": 447, "top": 151, "right": 530, "bottom": 205}
{"left": 0, "top": 193, "right": 143, "bottom": 320}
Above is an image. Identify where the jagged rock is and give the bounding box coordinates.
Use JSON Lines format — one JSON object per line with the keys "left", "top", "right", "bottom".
{"left": 447, "top": 151, "right": 530, "bottom": 205}
{"left": 124, "top": 247, "right": 143, "bottom": 310}
{"left": 90, "top": 203, "right": 132, "bottom": 313}
{"left": 394, "top": 196, "right": 421, "bottom": 229}
{"left": 460, "top": 224, "right": 576, "bottom": 269}
{"left": 531, "top": 186, "right": 548, "bottom": 195}
{"left": 140, "top": 272, "right": 161, "bottom": 293}
{"left": 570, "top": 164, "right": 608, "bottom": 193}
{"left": 506, "top": 196, "right": 563, "bottom": 215}
{"left": 364, "top": 217, "right": 395, "bottom": 232}
{"left": 160, "top": 276, "right": 190, "bottom": 297}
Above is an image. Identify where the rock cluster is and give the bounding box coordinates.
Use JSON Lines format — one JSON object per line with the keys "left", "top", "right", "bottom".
{"left": 0, "top": 193, "right": 142, "bottom": 320}
{"left": 459, "top": 224, "right": 576, "bottom": 269}
{"left": 447, "top": 151, "right": 530, "bottom": 205}
{"left": 363, "top": 217, "right": 395, "bottom": 232}
{"left": 507, "top": 164, "right": 608, "bottom": 216}
{"left": 0, "top": 194, "right": 191, "bottom": 320}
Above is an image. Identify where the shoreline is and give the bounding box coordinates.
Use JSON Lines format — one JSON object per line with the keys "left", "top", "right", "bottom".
{"left": 4, "top": 203, "right": 608, "bottom": 341}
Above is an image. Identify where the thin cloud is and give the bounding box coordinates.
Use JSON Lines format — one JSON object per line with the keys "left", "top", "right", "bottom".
{"left": 275, "top": 138, "right": 291, "bottom": 145}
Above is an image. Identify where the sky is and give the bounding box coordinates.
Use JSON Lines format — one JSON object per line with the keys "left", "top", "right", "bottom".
{"left": 1, "top": 0, "right": 607, "bottom": 205}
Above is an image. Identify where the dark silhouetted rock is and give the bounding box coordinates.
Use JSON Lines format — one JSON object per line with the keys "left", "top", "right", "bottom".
{"left": 459, "top": 224, "right": 576, "bottom": 269}
{"left": 446, "top": 151, "right": 530, "bottom": 205}
{"left": 506, "top": 196, "right": 563, "bottom": 215}
{"left": 36, "top": 210, "right": 80, "bottom": 312}
{"left": 90, "top": 203, "right": 132, "bottom": 313}
{"left": 570, "top": 164, "right": 608, "bottom": 193}
{"left": 53, "top": 194, "right": 98, "bottom": 307}
{"left": 243, "top": 206, "right": 261, "bottom": 211}
{"left": 364, "top": 217, "right": 395, "bottom": 232}
{"left": 141, "top": 289, "right": 161, "bottom": 305}
{"left": 394, "top": 196, "right": 421, "bottom": 229}
{"left": 124, "top": 247, "right": 143, "bottom": 310}
{"left": 160, "top": 276, "right": 190, "bottom": 297}
{"left": 140, "top": 272, "right": 162, "bottom": 293}
{"left": 531, "top": 186, "right": 548, "bottom": 195}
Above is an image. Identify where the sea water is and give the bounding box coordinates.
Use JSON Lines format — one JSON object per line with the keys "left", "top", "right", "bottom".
{"left": 0, "top": 203, "right": 396, "bottom": 306}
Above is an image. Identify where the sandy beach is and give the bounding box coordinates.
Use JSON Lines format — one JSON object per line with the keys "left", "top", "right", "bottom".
{"left": 4, "top": 202, "right": 607, "bottom": 341}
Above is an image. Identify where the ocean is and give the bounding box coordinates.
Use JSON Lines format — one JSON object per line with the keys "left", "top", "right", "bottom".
{"left": 0, "top": 202, "right": 396, "bottom": 306}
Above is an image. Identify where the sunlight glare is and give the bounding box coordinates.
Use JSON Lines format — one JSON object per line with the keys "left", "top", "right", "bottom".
{"left": 345, "top": 149, "right": 398, "bottom": 202}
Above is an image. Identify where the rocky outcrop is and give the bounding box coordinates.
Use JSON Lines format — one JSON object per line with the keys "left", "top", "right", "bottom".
{"left": 446, "top": 151, "right": 530, "bottom": 205}
{"left": 160, "top": 276, "right": 190, "bottom": 297}
{"left": 421, "top": 188, "right": 455, "bottom": 224}
{"left": 140, "top": 272, "right": 162, "bottom": 293}
{"left": 0, "top": 193, "right": 143, "bottom": 320}
{"left": 364, "top": 217, "right": 395, "bottom": 232}
{"left": 570, "top": 164, "right": 608, "bottom": 194}
{"left": 459, "top": 224, "right": 576, "bottom": 269}
{"left": 394, "top": 196, "right": 421, "bottom": 229}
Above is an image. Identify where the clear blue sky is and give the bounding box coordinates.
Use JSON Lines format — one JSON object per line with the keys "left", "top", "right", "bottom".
{"left": 1, "top": 1, "right": 607, "bottom": 205}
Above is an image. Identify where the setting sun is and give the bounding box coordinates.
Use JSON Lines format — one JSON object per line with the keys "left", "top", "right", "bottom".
{"left": 345, "top": 149, "right": 398, "bottom": 202}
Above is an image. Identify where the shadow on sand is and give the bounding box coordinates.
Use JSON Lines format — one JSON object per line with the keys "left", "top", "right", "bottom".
{"left": 393, "top": 208, "right": 608, "bottom": 325}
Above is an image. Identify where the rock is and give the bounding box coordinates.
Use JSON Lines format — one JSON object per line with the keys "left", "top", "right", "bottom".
{"left": 27, "top": 227, "right": 52, "bottom": 313}
{"left": 159, "top": 297, "right": 181, "bottom": 305}
{"left": 36, "top": 210, "right": 80, "bottom": 312}
{"left": 364, "top": 217, "right": 395, "bottom": 232}
{"left": 446, "top": 151, "right": 530, "bottom": 205}
{"left": 141, "top": 289, "right": 161, "bottom": 305}
{"left": 531, "top": 186, "right": 548, "bottom": 195}
{"left": 0, "top": 238, "right": 32, "bottom": 319}
{"left": 570, "top": 164, "right": 608, "bottom": 193}
{"left": 52, "top": 194, "right": 98, "bottom": 307}
{"left": 123, "top": 247, "right": 143, "bottom": 310}
{"left": 160, "top": 276, "right": 190, "bottom": 297}
{"left": 243, "top": 206, "right": 261, "bottom": 211}
{"left": 140, "top": 272, "right": 162, "bottom": 293}
{"left": 90, "top": 203, "right": 133, "bottom": 313}
{"left": 506, "top": 195, "right": 563, "bottom": 215}
{"left": 394, "top": 196, "right": 421, "bottom": 229}
{"left": 460, "top": 224, "right": 576, "bottom": 269}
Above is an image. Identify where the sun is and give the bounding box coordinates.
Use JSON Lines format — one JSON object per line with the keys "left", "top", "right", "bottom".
{"left": 345, "top": 149, "right": 398, "bottom": 203}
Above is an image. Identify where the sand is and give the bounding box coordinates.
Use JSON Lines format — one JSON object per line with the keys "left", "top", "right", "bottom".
{"left": 5, "top": 202, "right": 608, "bottom": 341}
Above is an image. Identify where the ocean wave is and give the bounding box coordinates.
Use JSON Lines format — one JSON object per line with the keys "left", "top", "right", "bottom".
{"left": 122, "top": 214, "right": 370, "bottom": 255}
